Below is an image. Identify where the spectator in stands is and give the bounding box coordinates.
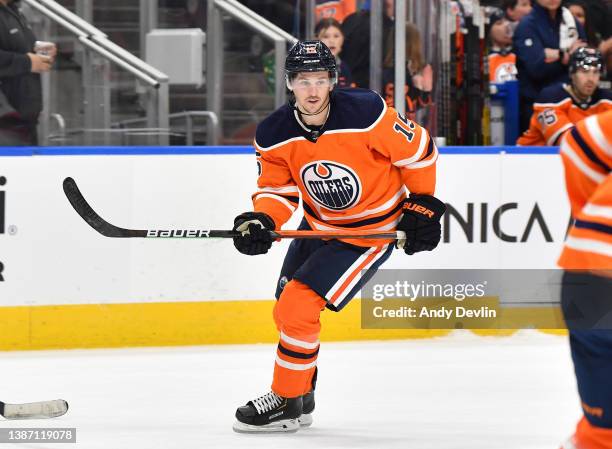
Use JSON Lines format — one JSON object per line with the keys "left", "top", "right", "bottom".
{"left": 513, "top": 0, "right": 587, "bottom": 133}
{"left": 381, "top": 21, "right": 433, "bottom": 121}
{"left": 565, "top": 0, "right": 588, "bottom": 26}
{"left": 0, "top": 0, "right": 55, "bottom": 145}
{"left": 579, "top": 0, "right": 612, "bottom": 46}
{"left": 564, "top": 0, "right": 598, "bottom": 45}
{"left": 315, "top": 0, "right": 357, "bottom": 23}
{"left": 315, "top": 18, "right": 354, "bottom": 88}
{"left": 340, "top": 0, "right": 394, "bottom": 88}
{"left": 564, "top": 0, "right": 612, "bottom": 79}
{"left": 488, "top": 8, "right": 518, "bottom": 83}
{"left": 517, "top": 47, "right": 611, "bottom": 146}
{"left": 502, "top": 0, "right": 533, "bottom": 25}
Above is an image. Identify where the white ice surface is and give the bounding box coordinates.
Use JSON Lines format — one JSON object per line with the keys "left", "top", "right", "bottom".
{"left": 0, "top": 331, "right": 581, "bottom": 449}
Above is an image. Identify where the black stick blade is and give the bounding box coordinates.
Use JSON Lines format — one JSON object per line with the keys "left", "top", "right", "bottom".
{"left": 63, "top": 177, "right": 146, "bottom": 237}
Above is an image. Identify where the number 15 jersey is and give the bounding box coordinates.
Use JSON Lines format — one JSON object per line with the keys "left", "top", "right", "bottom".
{"left": 252, "top": 88, "right": 439, "bottom": 247}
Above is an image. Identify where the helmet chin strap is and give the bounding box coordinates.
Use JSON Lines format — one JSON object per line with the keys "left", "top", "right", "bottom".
{"left": 293, "top": 97, "right": 331, "bottom": 116}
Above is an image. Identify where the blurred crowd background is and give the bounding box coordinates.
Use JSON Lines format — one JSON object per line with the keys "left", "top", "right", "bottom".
{"left": 0, "top": 0, "right": 610, "bottom": 147}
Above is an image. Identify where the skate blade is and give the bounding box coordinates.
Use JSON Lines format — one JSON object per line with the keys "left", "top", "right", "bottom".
{"left": 298, "top": 413, "right": 313, "bottom": 427}
{"left": 232, "top": 418, "right": 299, "bottom": 434}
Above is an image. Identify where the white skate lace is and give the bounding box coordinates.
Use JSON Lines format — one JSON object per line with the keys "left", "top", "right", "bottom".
{"left": 251, "top": 392, "right": 283, "bottom": 415}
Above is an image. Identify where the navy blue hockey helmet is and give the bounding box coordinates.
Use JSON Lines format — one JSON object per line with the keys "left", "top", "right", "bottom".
{"left": 569, "top": 47, "right": 604, "bottom": 74}
{"left": 285, "top": 40, "right": 337, "bottom": 89}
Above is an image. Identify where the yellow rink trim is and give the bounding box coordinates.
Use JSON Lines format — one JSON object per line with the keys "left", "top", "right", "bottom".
{"left": 0, "top": 300, "right": 566, "bottom": 351}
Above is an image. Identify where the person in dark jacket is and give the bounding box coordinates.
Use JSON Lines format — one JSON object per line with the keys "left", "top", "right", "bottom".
{"left": 0, "top": 0, "right": 55, "bottom": 145}
{"left": 340, "top": 0, "right": 394, "bottom": 88}
{"left": 513, "top": 0, "right": 587, "bottom": 133}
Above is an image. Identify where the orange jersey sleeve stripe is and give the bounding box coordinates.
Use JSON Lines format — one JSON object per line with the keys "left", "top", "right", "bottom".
{"left": 568, "top": 225, "right": 612, "bottom": 245}
{"left": 558, "top": 111, "right": 612, "bottom": 270}
{"left": 577, "top": 202, "right": 612, "bottom": 226}
{"left": 560, "top": 132, "right": 608, "bottom": 185}
{"left": 580, "top": 115, "right": 612, "bottom": 161}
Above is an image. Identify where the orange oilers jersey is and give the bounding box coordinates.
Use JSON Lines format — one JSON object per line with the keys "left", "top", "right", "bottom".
{"left": 517, "top": 83, "right": 612, "bottom": 146}
{"left": 315, "top": 0, "right": 357, "bottom": 22}
{"left": 488, "top": 51, "right": 517, "bottom": 84}
{"left": 558, "top": 110, "right": 612, "bottom": 270}
{"left": 252, "top": 88, "right": 438, "bottom": 247}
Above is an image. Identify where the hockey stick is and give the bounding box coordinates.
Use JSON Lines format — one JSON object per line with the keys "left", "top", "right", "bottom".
{"left": 63, "top": 178, "right": 405, "bottom": 241}
{"left": 0, "top": 399, "right": 68, "bottom": 420}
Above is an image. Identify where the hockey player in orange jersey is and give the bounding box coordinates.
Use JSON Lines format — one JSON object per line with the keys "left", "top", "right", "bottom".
{"left": 517, "top": 47, "right": 612, "bottom": 147}
{"left": 558, "top": 110, "right": 612, "bottom": 449}
{"left": 230, "top": 40, "right": 445, "bottom": 433}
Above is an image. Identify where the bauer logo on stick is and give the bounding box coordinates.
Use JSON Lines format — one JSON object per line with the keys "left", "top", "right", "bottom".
{"left": 301, "top": 161, "right": 361, "bottom": 210}
{"left": 147, "top": 229, "right": 211, "bottom": 238}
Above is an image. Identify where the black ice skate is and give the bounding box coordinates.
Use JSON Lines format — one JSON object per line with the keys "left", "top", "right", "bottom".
{"left": 298, "top": 390, "right": 314, "bottom": 427}
{"left": 232, "top": 391, "right": 302, "bottom": 433}
{"left": 298, "top": 367, "right": 317, "bottom": 427}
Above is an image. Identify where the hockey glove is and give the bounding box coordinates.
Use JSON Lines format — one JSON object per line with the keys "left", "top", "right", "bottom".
{"left": 396, "top": 194, "right": 446, "bottom": 255}
{"left": 233, "top": 212, "right": 276, "bottom": 256}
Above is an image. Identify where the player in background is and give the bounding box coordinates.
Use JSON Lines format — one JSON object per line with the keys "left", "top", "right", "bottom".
{"left": 230, "top": 40, "right": 445, "bottom": 433}
{"left": 558, "top": 110, "right": 612, "bottom": 449}
{"left": 517, "top": 47, "right": 611, "bottom": 146}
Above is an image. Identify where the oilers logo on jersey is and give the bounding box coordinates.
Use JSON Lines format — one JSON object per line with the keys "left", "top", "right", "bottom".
{"left": 494, "top": 62, "right": 518, "bottom": 83}
{"left": 300, "top": 161, "right": 361, "bottom": 210}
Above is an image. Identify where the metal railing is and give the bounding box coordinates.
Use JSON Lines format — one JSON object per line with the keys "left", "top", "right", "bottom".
{"left": 223, "top": 0, "right": 298, "bottom": 45}
{"left": 115, "top": 111, "right": 220, "bottom": 146}
{"left": 48, "top": 127, "right": 185, "bottom": 146}
{"left": 206, "top": 0, "right": 298, "bottom": 140}
{"left": 23, "top": 0, "right": 170, "bottom": 145}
